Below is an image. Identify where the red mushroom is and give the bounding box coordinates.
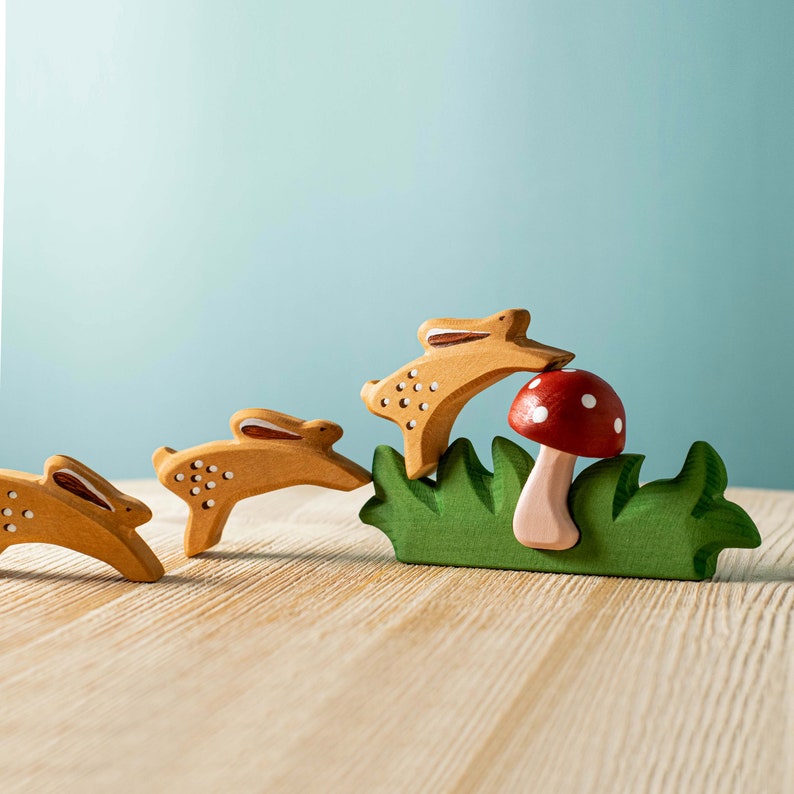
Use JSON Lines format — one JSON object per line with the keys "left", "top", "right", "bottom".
{"left": 508, "top": 369, "right": 626, "bottom": 550}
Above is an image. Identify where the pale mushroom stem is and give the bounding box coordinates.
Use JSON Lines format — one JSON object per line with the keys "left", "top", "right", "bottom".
{"left": 512, "top": 445, "right": 580, "bottom": 550}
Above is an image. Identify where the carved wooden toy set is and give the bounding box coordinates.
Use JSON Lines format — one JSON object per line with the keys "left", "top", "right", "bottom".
{"left": 0, "top": 309, "right": 761, "bottom": 582}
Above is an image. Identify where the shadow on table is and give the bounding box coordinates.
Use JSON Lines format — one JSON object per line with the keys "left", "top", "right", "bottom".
{"left": 0, "top": 566, "right": 196, "bottom": 586}
{"left": 202, "top": 549, "right": 793, "bottom": 584}
{"left": 740, "top": 564, "right": 794, "bottom": 583}
{"left": 197, "top": 547, "right": 394, "bottom": 566}
{"left": 3, "top": 550, "right": 787, "bottom": 586}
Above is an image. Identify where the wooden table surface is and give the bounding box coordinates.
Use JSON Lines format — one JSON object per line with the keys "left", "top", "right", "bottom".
{"left": 0, "top": 481, "right": 791, "bottom": 793}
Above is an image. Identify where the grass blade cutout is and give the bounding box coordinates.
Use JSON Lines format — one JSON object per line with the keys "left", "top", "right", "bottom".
{"left": 360, "top": 438, "right": 760, "bottom": 580}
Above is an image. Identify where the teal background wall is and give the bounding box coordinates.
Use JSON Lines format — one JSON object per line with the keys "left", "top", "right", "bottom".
{"left": 2, "top": 1, "right": 793, "bottom": 487}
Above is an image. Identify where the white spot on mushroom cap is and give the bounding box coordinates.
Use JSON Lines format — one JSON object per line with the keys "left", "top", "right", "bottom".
{"left": 614, "top": 418, "right": 623, "bottom": 433}
{"left": 582, "top": 394, "right": 597, "bottom": 409}
{"left": 532, "top": 406, "right": 549, "bottom": 423}
{"left": 561, "top": 368, "right": 577, "bottom": 373}
{"left": 528, "top": 378, "right": 541, "bottom": 389}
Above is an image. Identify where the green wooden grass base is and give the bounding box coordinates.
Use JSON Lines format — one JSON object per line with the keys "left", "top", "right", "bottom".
{"left": 359, "top": 438, "right": 761, "bottom": 580}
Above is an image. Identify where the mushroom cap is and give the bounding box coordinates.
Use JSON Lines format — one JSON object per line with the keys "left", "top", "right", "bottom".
{"left": 508, "top": 369, "right": 626, "bottom": 458}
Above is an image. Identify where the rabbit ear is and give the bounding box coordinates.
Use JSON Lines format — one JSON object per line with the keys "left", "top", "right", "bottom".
{"left": 417, "top": 309, "right": 533, "bottom": 349}
{"left": 238, "top": 417, "right": 303, "bottom": 441}
{"left": 424, "top": 328, "right": 491, "bottom": 348}
{"left": 44, "top": 456, "right": 116, "bottom": 511}
{"left": 229, "top": 409, "right": 305, "bottom": 441}
{"left": 51, "top": 468, "right": 114, "bottom": 511}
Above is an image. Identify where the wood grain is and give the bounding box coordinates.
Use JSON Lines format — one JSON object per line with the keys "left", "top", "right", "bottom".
{"left": 0, "top": 482, "right": 790, "bottom": 793}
